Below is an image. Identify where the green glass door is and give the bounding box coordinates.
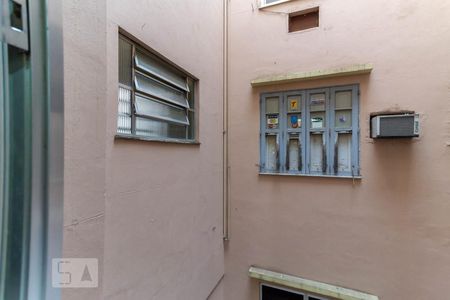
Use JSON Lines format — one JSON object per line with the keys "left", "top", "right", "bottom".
{"left": 0, "top": 19, "right": 33, "bottom": 300}
{"left": 0, "top": 0, "right": 58, "bottom": 299}
{"left": 1, "top": 1, "right": 63, "bottom": 298}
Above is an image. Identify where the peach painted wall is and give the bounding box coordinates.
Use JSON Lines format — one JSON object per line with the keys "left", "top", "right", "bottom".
{"left": 63, "top": 0, "right": 225, "bottom": 299}
{"left": 102, "top": 1, "right": 225, "bottom": 299}
{"left": 63, "top": 0, "right": 107, "bottom": 299}
{"left": 223, "top": 0, "right": 450, "bottom": 300}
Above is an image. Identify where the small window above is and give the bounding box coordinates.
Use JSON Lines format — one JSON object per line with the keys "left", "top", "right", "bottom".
{"left": 289, "top": 7, "right": 319, "bottom": 33}
{"left": 260, "top": 0, "right": 292, "bottom": 8}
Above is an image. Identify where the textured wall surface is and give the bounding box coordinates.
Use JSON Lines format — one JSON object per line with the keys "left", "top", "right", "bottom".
{"left": 62, "top": 0, "right": 107, "bottom": 299}
{"left": 225, "top": 0, "right": 450, "bottom": 299}
{"left": 63, "top": 1, "right": 225, "bottom": 299}
{"left": 62, "top": 0, "right": 450, "bottom": 299}
{"left": 102, "top": 1, "right": 225, "bottom": 299}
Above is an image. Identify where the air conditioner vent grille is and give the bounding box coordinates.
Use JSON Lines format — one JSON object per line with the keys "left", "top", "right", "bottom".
{"left": 379, "top": 115, "right": 415, "bottom": 137}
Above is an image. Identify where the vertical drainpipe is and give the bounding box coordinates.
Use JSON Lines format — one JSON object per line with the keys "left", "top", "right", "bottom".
{"left": 223, "top": 0, "right": 230, "bottom": 240}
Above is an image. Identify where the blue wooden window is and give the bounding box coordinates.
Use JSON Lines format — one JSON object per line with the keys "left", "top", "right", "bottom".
{"left": 260, "top": 85, "right": 360, "bottom": 177}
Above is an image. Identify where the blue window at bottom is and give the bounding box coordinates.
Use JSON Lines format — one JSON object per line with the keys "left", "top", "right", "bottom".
{"left": 261, "top": 284, "right": 330, "bottom": 300}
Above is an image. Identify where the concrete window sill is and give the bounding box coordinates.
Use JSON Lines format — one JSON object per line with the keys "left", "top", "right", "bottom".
{"left": 251, "top": 63, "right": 373, "bottom": 87}
{"left": 115, "top": 134, "right": 200, "bottom": 145}
{"left": 259, "top": 172, "right": 362, "bottom": 180}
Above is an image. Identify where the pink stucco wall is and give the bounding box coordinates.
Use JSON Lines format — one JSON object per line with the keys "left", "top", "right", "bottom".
{"left": 63, "top": 0, "right": 450, "bottom": 299}
{"left": 63, "top": 1, "right": 225, "bottom": 299}
{"left": 63, "top": 0, "right": 107, "bottom": 299}
{"left": 221, "top": 0, "right": 450, "bottom": 299}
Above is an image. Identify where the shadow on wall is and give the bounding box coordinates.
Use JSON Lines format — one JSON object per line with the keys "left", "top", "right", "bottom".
{"left": 369, "top": 137, "right": 419, "bottom": 203}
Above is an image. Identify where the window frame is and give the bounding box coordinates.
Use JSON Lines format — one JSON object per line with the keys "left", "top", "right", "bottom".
{"left": 260, "top": 283, "right": 331, "bottom": 300}
{"left": 288, "top": 7, "right": 320, "bottom": 33}
{"left": 0, "top": 0, "right": 64, "bottom": 298}
{"left": 116, "top": 33, "right": 199, "bottom": 144}
{"left": 259, "top": 84, "right": 360, "bottom": 178}
{"left": 259, "top": 0, "right": 293, "bottom": 8}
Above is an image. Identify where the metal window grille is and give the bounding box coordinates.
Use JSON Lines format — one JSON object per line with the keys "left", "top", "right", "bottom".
{"left": 118, "top": 35, "right": 196, "bottom": 141}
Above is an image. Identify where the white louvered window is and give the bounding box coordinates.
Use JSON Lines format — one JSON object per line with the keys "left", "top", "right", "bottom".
{"left": 118, "top": 34, "right": 196, "bottom": 141}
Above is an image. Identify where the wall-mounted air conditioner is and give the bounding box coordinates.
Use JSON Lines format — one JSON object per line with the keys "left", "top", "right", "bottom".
{"left": 371, "top": 113, "right": 419, "bottom": 138}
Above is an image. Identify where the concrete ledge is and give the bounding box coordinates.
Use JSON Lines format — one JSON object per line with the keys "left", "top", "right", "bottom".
{"left": 259, "top": 172, "right": 362, "bottom": 180}
{"left": 251, "top": 63, "right": 373, "bottom": 87}
{"left": 115, "top": 134, "right": 200, "bottom": 145}
{"left": 249, "top": 266, "right": 379, "bottom": 300}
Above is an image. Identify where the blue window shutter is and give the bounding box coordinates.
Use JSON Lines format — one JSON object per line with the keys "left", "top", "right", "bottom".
{"left": 260, "top": 84, "right": 359, "bottom": 177}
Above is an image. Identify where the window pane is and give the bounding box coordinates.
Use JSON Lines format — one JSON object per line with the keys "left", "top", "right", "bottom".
{"left": 310, "top": 133, "right": 325, "bottom": 173}
{"left": 335, "top": 91, "right": 352, "bottom": 109}
{"left": 310, "top": 112, "right": 325, "bottom": 129}
{"left": 135, "top": 94, "right": 189, "bottom": 125}
{"left": 288, "top": 134, "right": 301, "bottom": 172}
{"left": 266, "top": 114, "right": 279, "bottom": 129}
{"left": 288, "top": 113, "right": 302, "bottom": 129}
{"left": 187, "top": 77, "right": 195, "bottom": 108}
{"left": 310, "top": 93, "right": 325, "bottom": 111}
{"left": 10, "top": 1, "right": 24, "bottom": 30}
{"left": 336, "top": 133, "right": 352, "bottom": 173}
{"left": 265, "top": 97, "right": 279, "bottom": 114}
{"left": 335, "top": 110, "right": 352, "bottom": 129}
{"left": 134, "top": 72, "right": 189, "bottom": 108}
{"left": 117, "top": 87, "right": 132, "bottom": 134}
{"left": 119, "top": 37, "right": 132, "bottom": 86}
{"left": 265, "top": 135, "right": 278, "bottom": 171}
{"left": 135, "top": 50, "right": 188, "bottom": 91}
{"left": 188, "top": 110, "right": 195, "bottom": 139}
{"left": 1, "top": 46, "right": 32, "bottom": 300}
{"left": 136, "top": 117, "right": 186, "bottom": 139}
{"left": 287, "top": 95, "right": 301, "bottom": 112}
{"left": 261, "top": 285, "right": 304, "bottom": 300}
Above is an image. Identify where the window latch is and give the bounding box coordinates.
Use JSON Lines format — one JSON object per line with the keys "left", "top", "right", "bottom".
{"left": 1, "top": 0, "right": 29, "bottom": 51}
